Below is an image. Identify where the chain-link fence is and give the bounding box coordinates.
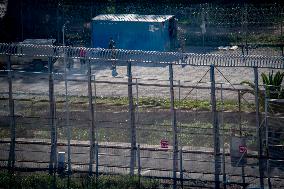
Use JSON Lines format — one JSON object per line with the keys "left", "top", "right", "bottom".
{"left": 2, "top": 2, "right": 284, "bottom": 56}
{"left": 0, "top": 44, "right": 284, "bottom": 188}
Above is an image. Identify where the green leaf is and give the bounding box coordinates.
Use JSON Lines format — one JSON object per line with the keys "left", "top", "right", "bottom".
{"left": 261, "top": 72, "right": 269, "bottom": 86}
{"left": 240, "top": 80, "right": 255, "bottom": 91}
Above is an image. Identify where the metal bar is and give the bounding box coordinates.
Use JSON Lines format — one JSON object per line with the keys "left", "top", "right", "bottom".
{"left": 64, "top": 45, "right": 71, "bottom": 176}
{"left": 95, "top": 141, "right": 99, "bottom": 188}
{"left": 178, "top": 80, "right": 183, "bottom": 188}
{"left": 137, "top": 144, "right": 141, "bottom": 186}
{"left": 7, "top": 55, "right": 16, "bottom": 173}
{"left": 253, "top": 67, "right": 264, "bottom": 189}
{"left": 178, "top": 80, "right": 182, "bottom": 147}
{"left": 95, "top": 142, "right": 99, "bottom": 184}
{"left": 137, "top": 144, "right": 141, "bottom": 176}
{"left": 88, "top": 59, "right": 95, "bottom": 176}
{"left": 93, "top": 74, "right": 99, "bottom": 179}
{"left": 128, "top": 61, "right": 136, "bottom": 175}
{"left": 48, "top": 56, "right": 57, "bottom": 188}
{"left": 210, "top": 65, "right": 220, "bottom": 189}
{"left": 169, "top": 64, "right": 178, "bottom": 189}
{"left": 238, "top": 90, "right": 246, "bottom": 188}
{"left": 4, "top": 76, "right": 252, "bottom": 92}
{"left": 238, "top": 90, "right": 242, "bottom": 136}
{"left": 135, "top": 78, "right": 139, "bottom": 123}
{"left": 180, "top": 149, "right": 184, "bottom": 189}
{"left": 221, "top": 83, "right": 226, "bottom": 189}
{"left": 93, "top": 75, "right": 97, "bottom": 141}
{"left": 48, "top": 57, "right": 57, "bottom": 174}
{"left": 178, "top": 80, "right": 181, "bottom": 105}
{"left": 264, "top": 88, "right": 272, "bottom": 189}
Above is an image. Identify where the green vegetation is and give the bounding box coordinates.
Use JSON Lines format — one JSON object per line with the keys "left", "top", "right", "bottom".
{"left": 0, "top": 128, "right": 9, "bottom": 138}
{"left": 0, "top": 121, "right": 255, "bottom": 148}
{"left": 0, "top": 171, "right": 159, "bottom": 189}
{"left": 241, "top": 71, "right": 284, "bottom": 146}
{"left": 0, "top": 95, "right": 257, "bottom": 148}
{"left": 93, "top": 96, "right": 251, "bottom": 112}
{"left": 262, "top": 71, "right": 284, "bottom": 99}
{"left": 2, "top": 96, "right": 254, "bottom": 115}
{"left": 241, "top": 71, "right": 284, "bottom": 111}
{"left": 229, "top": 34, "right": 284, "bottom": 46}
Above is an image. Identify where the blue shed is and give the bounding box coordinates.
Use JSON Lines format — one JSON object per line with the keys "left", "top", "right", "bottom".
{"left": 91, "top": 14, "right": 177, "bottom": 52}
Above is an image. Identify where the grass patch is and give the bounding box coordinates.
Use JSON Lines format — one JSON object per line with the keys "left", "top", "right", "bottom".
{"left": 98, "top": 96, "right": 254, "bottom": 112}
{"left": 232, "top": 34, "right": 284, "bottom": 45}
{"left": 137, "top": 97, "right": 251, "bottom": 112}
{"left": 9, "top": 96, "right": 254, "bottom": 114}
{"left": 0, "top": 171, "right": 159, "bottom": 189}
{"left": 0, "top": 121, "right": 256, "bottom": 148}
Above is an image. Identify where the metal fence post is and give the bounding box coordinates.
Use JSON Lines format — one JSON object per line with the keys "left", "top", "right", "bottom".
{"left": 64, "top": 47, "right": 72, "bottom": 179}
{"left": 93, "top": 75, "right": 99, "bottom": 180}
{"left": 178, "top": 80, "right": 183, "bottom": 189}
{"left": 210, "top": 65, "right": 220, "bottom": 189}
{"left": 264, "top": 87, "right": 272, "bottom": 189}
{"left": 7, "top": 55, "right": 16, "bottom": 173}
{"left": 238, "top": 90, "right": 246, "bottom": 188}
{"left": 128, "top": 61, "right": 136, "bottom": 176}
{"left": 48, "top": 57, "right": 57, "bottom": 174}
{"left": 135, "top": 78, "right": 139, "bottom": 122}
{"left": 178, "top": 80, "right": 182, "bottom": 147}
{"left": 221, "top": 83, "right": 226, "bottom": 189}
{"left": 137, "top": 144, "right": 141, "bottom": 187}
{"left": 253, "top": 67, "right": 264, "bottom": 189}
{"left": 95, "top": 142, "right": 99, "bottom": 182}
{"left": 169, "top": 64, "right": 178, "bottom": 189}
{"left": 179, "top": 149, "right": 183, "bottom": 189}
{"left": 88, "top": 59, "right": 95, "bottom": 176}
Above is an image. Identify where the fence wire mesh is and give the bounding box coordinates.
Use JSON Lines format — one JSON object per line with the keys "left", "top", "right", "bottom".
{"left": 0, "top": 46, "right": 283, "bottom": 188}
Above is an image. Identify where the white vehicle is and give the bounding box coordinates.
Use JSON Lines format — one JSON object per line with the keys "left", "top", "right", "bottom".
{"left": 19, "top": 39, "right": 56, "bottom": 70}
{"left": 0, "top": 39, "right": 56, "bottom": 70}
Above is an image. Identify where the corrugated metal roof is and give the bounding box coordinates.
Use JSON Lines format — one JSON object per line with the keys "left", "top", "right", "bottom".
{"left": 92, "top": 14, "right": 174, "bottom": 22}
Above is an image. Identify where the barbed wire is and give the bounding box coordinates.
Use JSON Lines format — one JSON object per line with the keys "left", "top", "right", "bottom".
{"left": 0, "top": 43, "right": 283, "bottom": 68}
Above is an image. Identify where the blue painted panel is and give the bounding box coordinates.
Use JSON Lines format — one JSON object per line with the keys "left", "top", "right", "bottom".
{"left": 92, "top": 16, "right": 175, "bottom": 52}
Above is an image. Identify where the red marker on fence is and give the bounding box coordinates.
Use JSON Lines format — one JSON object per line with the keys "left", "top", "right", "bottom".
{"left": 160, "top": 139, "right": 169, "bottom": 149}
{"left": 239, "top": 145, "right": 247, "bottom": 153}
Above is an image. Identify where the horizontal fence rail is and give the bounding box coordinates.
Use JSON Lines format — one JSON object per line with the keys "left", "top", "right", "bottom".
{"left": 0, "top": 43, "right": 284, "bottom": 68}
